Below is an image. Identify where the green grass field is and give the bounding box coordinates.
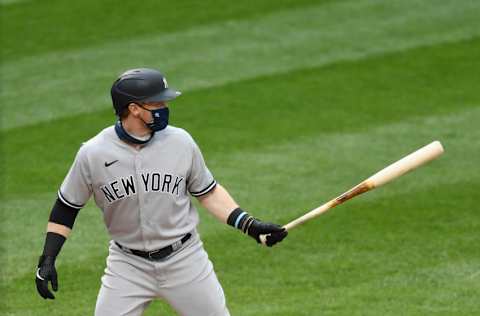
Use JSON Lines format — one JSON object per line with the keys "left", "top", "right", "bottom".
{"left": 1, "top": 0, "right": 480, "bottom": 315}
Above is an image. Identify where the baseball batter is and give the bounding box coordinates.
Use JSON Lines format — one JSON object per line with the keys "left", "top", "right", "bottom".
{"left": 35, "top": 68, "right": 288, "bottom": 315}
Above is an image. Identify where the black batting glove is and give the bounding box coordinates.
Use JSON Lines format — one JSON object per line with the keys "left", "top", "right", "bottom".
{"left": 227, "top": 208, "right": 288, "bottom": 247}
{"left": 247, "top": 219, "right": 288, "bottom": 247}
{"left": 35, "top": 255, "right": 58, "bottom": 299}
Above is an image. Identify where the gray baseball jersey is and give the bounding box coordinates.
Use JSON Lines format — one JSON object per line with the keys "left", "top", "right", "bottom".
{"left": 58, "top": 125, "right": 216, "bottom": 250}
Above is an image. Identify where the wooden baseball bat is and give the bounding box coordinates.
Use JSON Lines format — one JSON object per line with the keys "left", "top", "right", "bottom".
{"left": 260, "top": 140, "right": 444, "bottom": 245}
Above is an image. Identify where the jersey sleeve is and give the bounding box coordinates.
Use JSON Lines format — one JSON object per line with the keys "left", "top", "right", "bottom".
{"left": 187, "top": 137, "right": 216, "bottom": 197}
{"left": 57, "top": 144, "right": 93, "bottom": 209}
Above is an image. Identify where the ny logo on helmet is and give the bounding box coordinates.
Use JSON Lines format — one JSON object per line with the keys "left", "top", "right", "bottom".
{"left": 163, "top": 78, "right": 168, "bottom": 88}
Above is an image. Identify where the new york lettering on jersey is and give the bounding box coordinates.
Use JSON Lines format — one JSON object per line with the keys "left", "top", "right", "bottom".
{"left": 100, "top": 172, "right": 185, "bottom": 203}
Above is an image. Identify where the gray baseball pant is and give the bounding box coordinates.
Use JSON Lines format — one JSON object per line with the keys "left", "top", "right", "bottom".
{"left": 95, "top": 233, "right": 230, "bottom": 316}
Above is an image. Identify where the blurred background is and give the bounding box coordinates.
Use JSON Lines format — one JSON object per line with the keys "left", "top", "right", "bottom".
{"left": 1, "top": 0, "right": 479, "bottom": 315}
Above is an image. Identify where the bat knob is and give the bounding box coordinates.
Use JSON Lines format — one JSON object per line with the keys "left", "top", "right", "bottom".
{"left": 259, "top": 234, "right": 269, "bottom": 246}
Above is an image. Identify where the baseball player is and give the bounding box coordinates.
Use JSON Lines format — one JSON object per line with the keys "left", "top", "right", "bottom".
{"left": 35, "top": 68, "right": 288, "bottom": 315}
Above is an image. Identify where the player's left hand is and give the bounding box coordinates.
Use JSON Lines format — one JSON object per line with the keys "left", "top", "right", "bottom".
{"left": 247, "top": 219, "right": 288, "bottom": 247}
{"left": 35, "top": 255, "right": 58, "bottom": 299}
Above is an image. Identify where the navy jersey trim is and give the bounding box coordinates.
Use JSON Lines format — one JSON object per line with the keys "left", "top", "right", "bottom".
{"left": 190, "top": 180, "right": 217, "bottom": 197}
{"left": 57, "top": 190, "right": 85, "bottom": 209}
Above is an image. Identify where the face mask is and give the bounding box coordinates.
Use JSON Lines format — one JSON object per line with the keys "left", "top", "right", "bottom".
{"left": 141, "top": 106, "right": 169, "bottom": 132}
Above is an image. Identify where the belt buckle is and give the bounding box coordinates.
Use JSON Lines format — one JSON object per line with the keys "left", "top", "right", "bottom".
{"left": 171, "top": 240, "right": 182, "bottom": 252}
{"left": 147, "top": 249, "right": 161, "bottom": 260}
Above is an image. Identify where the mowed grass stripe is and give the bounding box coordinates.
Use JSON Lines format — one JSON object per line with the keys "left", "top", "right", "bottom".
{"left": 0, "top": 0, "right": 28, "bottom": 5}
{"left": 2, "top": 0, "right": 480, "bottom": 130}
{"left": 1, "top": 0, "right": 326, "bottom": 61}
{"left": 210, "top": 106, "right": 480, "bottom": 212}
{"left": 3, "top": 37, "right": 479, "bottom": 197}
{"left": 3, "top": 105, "right": 479, "bottom": 284}
{"left": 230, "top": 259, "right": 480, "bottom": 315}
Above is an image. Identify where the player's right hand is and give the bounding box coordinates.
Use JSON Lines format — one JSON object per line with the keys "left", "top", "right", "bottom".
{"left": 35, "top": 255, "right": 58, "bottom": 299}
{"left": 247, "top": 219, "right": 288, "bottom": 247}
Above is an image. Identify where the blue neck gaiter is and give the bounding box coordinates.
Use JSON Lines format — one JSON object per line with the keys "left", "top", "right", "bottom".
{"left": 114, "top": 121, "right": 153, "bottom": 145}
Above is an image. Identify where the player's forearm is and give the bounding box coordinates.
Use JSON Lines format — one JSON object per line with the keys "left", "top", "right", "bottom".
{"left": 40, "top": 222, "right": 70, "bottom": 260}
{"left": 197, "top": 184, "right": 239, "bottom": 223}
{"left": 47, "top": 197, "right": 80, "bottom": 236}
{"left": 47, "top": 222, "right": 71, "bottom": 238}
{"left": 40, "top": 198, "right": 80, "bottom": 257}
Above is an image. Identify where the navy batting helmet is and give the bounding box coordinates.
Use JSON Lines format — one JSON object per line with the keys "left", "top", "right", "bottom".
{"left": 111, "top": 68, "right": 181, "bottom": 116}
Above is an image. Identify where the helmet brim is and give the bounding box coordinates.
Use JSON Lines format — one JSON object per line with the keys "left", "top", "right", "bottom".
{"left": 142, "top": 88, "right": 181, "bottom": 103}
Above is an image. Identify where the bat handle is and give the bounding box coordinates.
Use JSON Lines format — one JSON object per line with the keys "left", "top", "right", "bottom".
{"left": 259, "top": 234, "right": 268, "bottom": 245}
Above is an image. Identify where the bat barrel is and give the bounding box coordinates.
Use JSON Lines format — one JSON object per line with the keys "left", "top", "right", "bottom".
{"left": 367, "top": 141, "right": 444, "bottom": 188}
